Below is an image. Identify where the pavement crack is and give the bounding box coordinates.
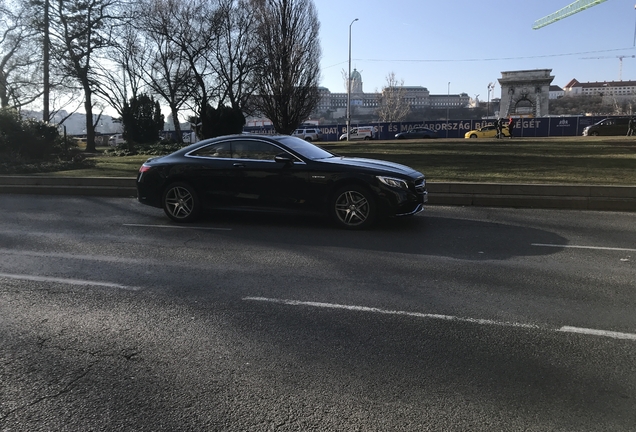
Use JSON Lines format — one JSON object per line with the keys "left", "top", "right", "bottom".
{"left": 0, "top": 362, "right": 97, "bottom": 423}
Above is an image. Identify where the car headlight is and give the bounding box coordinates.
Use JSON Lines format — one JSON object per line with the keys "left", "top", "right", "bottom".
{"left": 377, "top": 176, "right": 409, "bottom": 189}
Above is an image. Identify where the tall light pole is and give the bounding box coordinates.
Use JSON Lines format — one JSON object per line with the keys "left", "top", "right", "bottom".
{"left": 346, "top": 18, "right": 358, "bottom": 142}
{"left": 487, "top": 82, "right": 494, "bottom": 119}
{"left": 633, "top": 4, "right": 636, "bottom": 47}
{"left": 446, "top": 82, "right": 450, "bottom": 138}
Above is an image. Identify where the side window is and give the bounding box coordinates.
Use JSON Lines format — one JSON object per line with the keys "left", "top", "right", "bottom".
{"left": 231, "top": 140, "right": 283, "bottom": 161}
{"left": 190, "top": 141, "right": 232, "bottom": 158}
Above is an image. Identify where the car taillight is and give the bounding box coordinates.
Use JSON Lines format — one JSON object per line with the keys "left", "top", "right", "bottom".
{"left": 139, "top": 164, "right": 152, "bottom": 173}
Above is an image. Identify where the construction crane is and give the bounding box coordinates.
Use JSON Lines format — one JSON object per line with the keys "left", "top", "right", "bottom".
{"left": 533, "top": 0, "right": 609, "bottom": 29}
{"left": 580, "top": 55, "right": 635, "bottom": 81}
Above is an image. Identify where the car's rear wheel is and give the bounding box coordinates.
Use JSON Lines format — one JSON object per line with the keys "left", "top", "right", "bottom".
{"left": 364, "top": 136, "right": 370, "bottom": 140}
{"left": 330, "top": 184, "right": 376, "bottom": 230}
{"left": 470, "top": 134, "right": 478, "bottom": 138}
{"left": 305, "top": 137, "right": 313, "bottom": 142}
{"left": 162, "top": 182, "right": 200, "bottom": 223}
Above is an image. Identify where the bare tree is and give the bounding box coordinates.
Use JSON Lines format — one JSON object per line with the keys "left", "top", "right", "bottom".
{"left": 93, "top": 23, "right": 146, "bottom": 118}
{"left": 135, "top": 0, "right": 199, "bottom": 142}
{"left": 376, "top": 72, "right": 410, "bottom": 123}
{"left": 212, "top": 0, "right": 259, "bottom": 115}
{"left": 51, "top": 0, "right": 124, "bottom": 151}
{"left": 140, "top": 0, "right": 221, "bottom": 137}
{"left": 251, "top": 0, "right": 321, "bottom": 134}
{"left": 0, "top": 1, "right": 43, "bottom": 110}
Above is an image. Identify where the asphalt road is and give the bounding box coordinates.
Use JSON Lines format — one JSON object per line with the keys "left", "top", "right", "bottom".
{"left": 1, "top": 195, "right": 635, "bottom": 431}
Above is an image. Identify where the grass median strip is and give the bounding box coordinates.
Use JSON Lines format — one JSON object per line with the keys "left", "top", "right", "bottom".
{"left": 27, "top": 136, "right": 636, "bottom": 185}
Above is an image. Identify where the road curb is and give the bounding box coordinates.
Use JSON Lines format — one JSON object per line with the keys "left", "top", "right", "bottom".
{"left": 1, "top": 176, "right": 635, "bottom": 211}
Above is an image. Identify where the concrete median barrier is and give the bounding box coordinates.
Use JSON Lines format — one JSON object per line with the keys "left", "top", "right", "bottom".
{"left": 1, "top": 176, "right": 635, "bottom": 211}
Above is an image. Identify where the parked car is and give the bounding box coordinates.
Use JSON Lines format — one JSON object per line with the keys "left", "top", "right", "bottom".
{"left": 339, "top": 126, "right": 375, "bottom": 141}
{"left": 108, "top": 134, "right": 126, "bottom": 146}
{"left": 292, "top": 127, "right": 322, "bottom": 142}
{"left": 464, "top": 125, "right": 509, "bottom": 139}
{"left": 136, "top": 134, "right": 427, "bottom": 229}
{"left": 582, "top": 117, "right": 630, "bottom": 136}
{"left": 395, "top": 127, "right": 438, "bottom": 139}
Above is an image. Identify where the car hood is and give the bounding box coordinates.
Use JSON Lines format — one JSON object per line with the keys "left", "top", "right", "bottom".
{"left": 318, "top": 156, "right": 421, "bottom": 177}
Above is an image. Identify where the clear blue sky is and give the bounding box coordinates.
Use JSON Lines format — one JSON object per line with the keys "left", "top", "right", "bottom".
{"left": 316, "top": 0, "right": 636, "bottom": 101}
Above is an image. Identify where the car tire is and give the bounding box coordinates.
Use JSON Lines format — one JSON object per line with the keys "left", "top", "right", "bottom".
{"left": 305, "top": 137, "right": 313, "bottom": 142}
{"left": 591, "top": 131, "right": 599, "bottom": 136}
{"left": 162, "top": 182, "right": 201, "bottom": 223}
{"left": 364, "top": 136, "right": 370, "bottom": 140}
{"left": 470, "top": 134, "right": 477, "bottom": 138}
{"left": 330, "top": 184, "right": 376, "bottom": 230}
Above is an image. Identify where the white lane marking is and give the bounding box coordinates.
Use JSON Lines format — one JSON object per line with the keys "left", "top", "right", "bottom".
{"left": 123, "top": 223, "right": 232, "bottom": 231}
{"left": 532, "top": 243, "right": 636, "bottom": 252}
{"left": 243, "top": 297, "right": 539, "bottom": 329}
{"left": 0, "top": 248, "right": 146, "bottom": 264}
{"left": 558, "top": 326, "right": 636, "bottom": 341}
{"left": 243, "top": 297, "right": 636, "bottom": 342}
{"left": 0, "top": 272, "right": 140, "bottom": 291}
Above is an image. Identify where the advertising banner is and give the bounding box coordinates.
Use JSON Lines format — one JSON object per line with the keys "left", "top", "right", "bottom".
{"left": 243, "top": 116, "right": 619, "bottom": 140}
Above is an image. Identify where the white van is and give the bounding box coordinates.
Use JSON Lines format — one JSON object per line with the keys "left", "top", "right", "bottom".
{"left": 108, "top": 134, "right": 126, "bottom": 146}
{"left": 339, "top": 126, "right": 375, "bottom": 141}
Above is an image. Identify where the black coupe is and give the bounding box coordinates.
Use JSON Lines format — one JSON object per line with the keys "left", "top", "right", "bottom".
{"left": 136, "top": 134, "right": 427, "bottom": 229}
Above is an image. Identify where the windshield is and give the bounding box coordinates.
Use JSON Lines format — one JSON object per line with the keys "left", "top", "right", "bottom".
{"left": 276, "top": 136, "right": 335, "bottom": 160}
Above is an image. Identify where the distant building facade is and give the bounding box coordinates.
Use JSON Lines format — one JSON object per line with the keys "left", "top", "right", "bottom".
{"left": 549, "top": 85, "right": 564, "bottom": 99}
{"left": 314, "top": 69, "right": 470, "bottom": 120}
{"left": 563, "top": 79, "right": 636, "bottom": 100}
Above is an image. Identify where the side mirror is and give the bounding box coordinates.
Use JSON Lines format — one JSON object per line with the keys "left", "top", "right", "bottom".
{"left": 275, "top": 153, "right": 294, "bottom": 164}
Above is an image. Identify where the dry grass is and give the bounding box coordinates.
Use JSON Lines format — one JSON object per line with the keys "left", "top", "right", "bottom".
{"left": 43, "top": 137, "right": 636, "bottom": 185}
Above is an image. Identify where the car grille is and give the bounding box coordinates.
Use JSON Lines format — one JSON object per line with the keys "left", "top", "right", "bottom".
{"left": 414, "top": 177, "right": 426, "bottom": 194}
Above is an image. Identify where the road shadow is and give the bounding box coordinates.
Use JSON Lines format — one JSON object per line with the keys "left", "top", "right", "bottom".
{"left": 167, "top": 208, "right": 568, "bottom": 261}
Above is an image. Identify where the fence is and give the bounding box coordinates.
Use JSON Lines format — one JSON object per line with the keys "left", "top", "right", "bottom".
{"left": 243, "top": 116, "right": 610, "bottom": 140}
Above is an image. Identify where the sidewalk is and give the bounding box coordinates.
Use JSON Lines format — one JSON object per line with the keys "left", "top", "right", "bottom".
{"left": 1, "top": 176, "right": 635, "bottom": 211}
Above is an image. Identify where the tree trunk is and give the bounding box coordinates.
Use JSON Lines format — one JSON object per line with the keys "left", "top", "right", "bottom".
{"left": 83, "top": 86, "right": 96, "bottom": 152}
{"left": 170, "top": 105, "right": 183, "bottom": 143}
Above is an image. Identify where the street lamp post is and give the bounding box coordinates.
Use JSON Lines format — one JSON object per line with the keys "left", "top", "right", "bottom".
{"left": 633, "top": 4, "right": 636, "bottom": 47}
{"left": 446, "top": 82, "right": 450, "bottom": 138}
{"left": 487, "top": 82, "right": 494, "bottom": 119}
{"left": 347, "top": 18, "right": 358, "bottom": 142}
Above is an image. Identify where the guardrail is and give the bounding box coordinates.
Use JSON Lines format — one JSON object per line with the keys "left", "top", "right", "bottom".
{"left": 1, "top": 176, "right": 635, "bottom": 211}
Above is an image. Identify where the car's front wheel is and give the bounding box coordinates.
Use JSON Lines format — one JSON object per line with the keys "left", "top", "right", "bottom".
{"left": 470, "top": 134, "right": 477, "bottom": 138}
{"left": 330, "top": 184, "right": 376, "bottom": 229}
{"left": 162, "top": 182, "right": 200, "bottom": 223}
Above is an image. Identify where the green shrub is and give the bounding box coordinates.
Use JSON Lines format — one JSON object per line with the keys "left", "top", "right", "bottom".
{"left": 0, "top": 108, "right": 61, "bottom": 160}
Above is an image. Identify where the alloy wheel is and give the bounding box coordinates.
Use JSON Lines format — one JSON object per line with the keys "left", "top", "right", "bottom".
{"left": 334, "top": 190, "right": 370, "bottom": 227}
{"left": 165, "top": 185, "right": 195, "bottom": 220}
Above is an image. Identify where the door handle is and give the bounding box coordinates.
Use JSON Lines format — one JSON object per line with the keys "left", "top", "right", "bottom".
{"left": 233, "top": 163, "right": 245, "bottom": 168}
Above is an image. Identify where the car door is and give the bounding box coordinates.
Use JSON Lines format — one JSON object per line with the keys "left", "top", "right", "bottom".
{"left": 479, "top": 126, "right": 496, "bottom": 137}
{"left": 186, "top": 140, "right": 242, "bottom": 208}
{"left": 229, "top": 138, "right": 311, "bottom": 211}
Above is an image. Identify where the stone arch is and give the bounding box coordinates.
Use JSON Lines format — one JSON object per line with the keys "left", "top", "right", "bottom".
{"left": 498, "top": 69, "right": 553, "bottom": 117}
{"left": 513, "top": 97, "right": 534, "bottom": 115}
